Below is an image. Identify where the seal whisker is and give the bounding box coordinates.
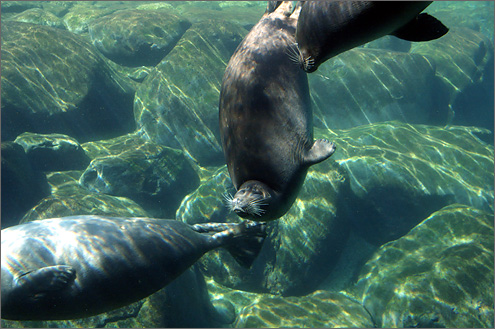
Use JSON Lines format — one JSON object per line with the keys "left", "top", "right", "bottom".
{"left": 285, "top": 43, "right": 305, "bottom": 68}
{"left": 222, "top": 192, "right": 235, "bottom": 211}
{"left": 285, "top": 43, "right": 316, "bottom": 72}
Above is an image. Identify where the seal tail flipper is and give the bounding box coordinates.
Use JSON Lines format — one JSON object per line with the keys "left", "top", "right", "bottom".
{"left": 200, "top": 221, "right": 267, "bottom": 268}
{"left": 303, "top": 139, "right": 336, "bottom": 166}
{"left": 14, "top": 265, "right": 76, "bottom": 299}
{"left": 392, "top": 13, "right": 449, "bottom": 41}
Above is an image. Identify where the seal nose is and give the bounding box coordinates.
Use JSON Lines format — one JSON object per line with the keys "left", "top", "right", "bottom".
{"left": 231, "top": 198, "right": 245, "bottom": 214}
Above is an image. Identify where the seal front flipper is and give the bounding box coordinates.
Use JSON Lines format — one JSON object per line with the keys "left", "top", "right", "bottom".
{"left": 209, "top": 221, "right": 267, "bottom": 268}
{"left": 303, "top": 139, "right": 336, "bottom": 166}
{"left": 392, "top": 13, "right": 449, "bottom": 42}
{"left": 15, "top": 265, "right": 76, "bottom": 299}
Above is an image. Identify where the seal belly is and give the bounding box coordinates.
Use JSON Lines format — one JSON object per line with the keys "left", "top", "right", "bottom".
{"left": 220, "top": 15, "right": 311, "bottom": 190}
{"left": 1, "top": 216, "right": 266, "bottom": 320}
{"left": 219, "top": 2, "right": 335, "bottom": 221}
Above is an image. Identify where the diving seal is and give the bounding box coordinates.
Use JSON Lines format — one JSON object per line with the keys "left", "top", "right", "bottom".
{"left": 1, "top": 216, "right": 266, "bottom": 320}
{"left": 294, "top": 1, "right": 449, "bottom": 72}
{"left": 219, "top": 1, "right": 336, "bottom": 222}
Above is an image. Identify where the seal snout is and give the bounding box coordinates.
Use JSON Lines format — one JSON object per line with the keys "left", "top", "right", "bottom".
{"left": 223, "top": 183, "right": 270, "bottom": 219}
{"left": 231, "top": 197, "right": 246, "bottom": 213}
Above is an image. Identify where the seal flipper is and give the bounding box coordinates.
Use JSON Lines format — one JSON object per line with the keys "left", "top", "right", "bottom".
{"left": 15, "top": 265, "right": 76, "bottom": 298}
{"left": 210, "top": 221, "right": 267, "bottom": 268}
{"left": 392, "top": 13, "right": 449, "bottom": 42}
{"left": 303, "top": 139, "right": 336, "bottom": 166}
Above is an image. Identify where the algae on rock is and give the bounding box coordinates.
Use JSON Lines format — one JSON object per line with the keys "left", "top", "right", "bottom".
{"left": 134, "top": 20, "right": 247, "bottom": 166}
{"left": 349, "top": 204, "right": 494, "bottom": 328}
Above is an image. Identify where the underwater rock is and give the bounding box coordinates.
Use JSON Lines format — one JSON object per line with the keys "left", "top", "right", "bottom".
{"left": 1, "top": 21, "right": 135, "bottom": 143}
{"left": 61, "top": 2, "right": 122, "bottom": 35}
{"left": 14, "top": 133, "right": 90, "bottom": 172}
{"left": 179, "top": 121, "right": 492, "bottom": 294}
{"left": 0, "top": 1, "right": 42, "bottom": 14}
{"left": 334, "top": 122, "right": 494, "bottom": 245}
{"left": 173, "top": 1, "right": 265, "bottom": 30}
{"left": 261, "top": 159, "right": 351, "bottom": 296}
{"left": 7, "top": 8, "right": 65, "bottom": 29}
{"left": 135, "top": 2, "right": 175, "bottom": 12}
{"left": 1, "top": 142, "right": 50, "bottom": 229}
{"left": 360, "top": 35, "right": 412, "bottom": 53}
{"left": 234, "top": 290, "right": 374, "bottom": 328}
{"left": 0, "top": 265, "right": 228, "bottom": 328}
{"left": 350, "top": 204, "right": 494, "bottom": 328}
{"left": 20, "top": 170, "right": 150, "bottom": 224}
{"left": 176, "top": 166, "right": 235, "bottom": 225}
{"left": 134, "top": 19, "right": 247, "bottom": 167}
{"left": 88, "top": 10, "right": 191, "bottom": 67}
{"left": 309, "top": 48, "right": 448, "bottom": 130}
{"left": 319, "top": 121, "right": 494, "bottom": 245}
{"left": 411, "top": 27, "right": 494, "bottom": 131}
{"left": 39, "top": 1, "right": 74, "bottom": 18}
{"left": 80, "top": 133, "right": 199, "bottom": 218}
{"left": 178, "top": 160, "right": 350, "bottom": 296}
{"left": 428, "top": 1, "right": 494, "bottom": 41}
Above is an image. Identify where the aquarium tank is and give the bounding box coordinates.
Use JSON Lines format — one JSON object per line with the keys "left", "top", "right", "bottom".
{"left": 1, "top": 1, "right": 493, "bottom": 328}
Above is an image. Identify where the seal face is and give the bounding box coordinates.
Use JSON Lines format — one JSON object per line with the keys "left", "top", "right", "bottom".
{"left": 1, "top": 216, "right": 266, "bottom": 320}
{"left": 295, "top": 1, "right": 449, "bottom": 72}
{"left": 219, "top": 2, "right": 336, "bottom": 222}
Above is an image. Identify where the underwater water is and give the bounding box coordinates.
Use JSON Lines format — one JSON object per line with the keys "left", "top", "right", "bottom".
{"left": 1, "top": 0, "right": 493, "bottom": 328}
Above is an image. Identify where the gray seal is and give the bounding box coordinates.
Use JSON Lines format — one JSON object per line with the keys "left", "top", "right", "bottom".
{"left": 1, "top": 215, "right": 266, "bottom": 320}
{"left": 219, "top": 1, "right": 336, "bottom": 222}
{"left": 294, "top": 1, "right": 449, "bottom": 72}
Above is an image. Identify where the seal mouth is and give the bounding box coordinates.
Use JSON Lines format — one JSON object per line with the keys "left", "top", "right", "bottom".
{"left": 223, "top": 192, "right": 267, "bottom": 218}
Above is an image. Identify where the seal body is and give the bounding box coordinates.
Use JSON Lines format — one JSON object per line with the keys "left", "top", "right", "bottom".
{"left": 1, "top": 216, "right": 265, "bottom": 320}
{"left": 219, "top": 2, "right": 336, "bottom": 222}
{"left": 295, "top": 1, "right": 449, "bottom": 72}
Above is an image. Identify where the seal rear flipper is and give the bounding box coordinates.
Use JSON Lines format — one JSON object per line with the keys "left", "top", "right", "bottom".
{"left": 266, "top": 1, "right": 282, "bottom": 13}
{"left": 392, "top": 13, "right": 449, "bottom": 42}
{"left": 15, "top": 265, "right": 76, "bottom": 298}
{"left": 213, "top": 221, "right": 267, "bottom": 268}
{"left": 303, "top": 139, "right": 336, "bottom": 166}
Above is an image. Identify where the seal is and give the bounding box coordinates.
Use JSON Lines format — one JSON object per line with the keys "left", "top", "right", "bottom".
{"left": 219, "top": 1, "right": 336, "bottom": 222}
{"left": 1, "top": 215, "right": 266, "bottom": 320}
{"left": 294, "top": 1, "right": 449, "bottom": 72}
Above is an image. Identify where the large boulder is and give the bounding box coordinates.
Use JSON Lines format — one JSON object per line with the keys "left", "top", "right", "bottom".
{"left": 61, "top": 2, "right": 123, "bottom": 35}
{"left": 0, "top": 1, "right": 42, "bottom": 14}
{"left": 427, "top": 1, "right": 494, "bottom": 41}
{"left": 172, "top": 1, "right": 265, "bottom": 30}
{"left": 80, "top": 133, "right": 199, "bottom": 218}
{"left": 20, "top": 171, "right": 150, "bottom": 224}
{"left": 88, "top": 10, "right": 191, "bottom": 67}
{"left": 319, "top": 121, "right": 494, "bottom": 245}
{"left": 134, "top": 19, "right": 247, "bottom": 166}
{"left": 1, "top": 142, "right": 50, "bottom": 228}
{"left": 411, "top": 27, "right": 494, "bottom": 132}
{"left": 1, "top": 21, "right": 135, "bottom": 142}
{"left": 6, "top": 8, "right": 65, "bottom": 29}
{"left": 14, "top": 133, "right": 91, "bottom": 172}
{"left": 234, "top": 290, "right": 374, "bottom": 328}
{"left": 309, "top": 48, "right": 449, "bottom": 130}
{"left": 178, "top": 160, "right": 351, "bottom": 296}
{"left": 350, "top": 204, "right": 494, "bottom": 328}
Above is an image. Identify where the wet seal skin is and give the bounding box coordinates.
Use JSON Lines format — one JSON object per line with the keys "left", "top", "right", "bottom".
{"left": 294, "top": 1, "right": 449, "bottom": 72}
{"left": 1, "top": 216, "right": 266, "bottom": 320}
{"left": 219, "top": 1, "right": 336, "bottom": 222}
